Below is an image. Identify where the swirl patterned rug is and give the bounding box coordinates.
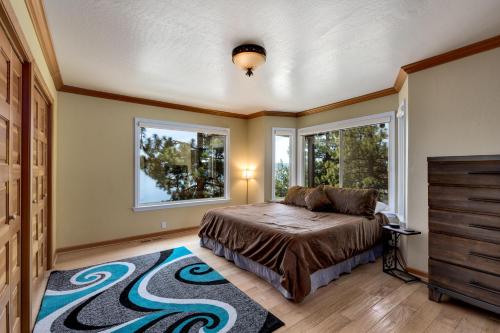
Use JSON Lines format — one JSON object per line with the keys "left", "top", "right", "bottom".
{"left": 34, "top": 246, "right": 284, "bottom": 332}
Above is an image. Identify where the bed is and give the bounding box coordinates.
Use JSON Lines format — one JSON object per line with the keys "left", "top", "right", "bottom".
{"left": 198, "top": 201, "right": 388, "bottom": 302}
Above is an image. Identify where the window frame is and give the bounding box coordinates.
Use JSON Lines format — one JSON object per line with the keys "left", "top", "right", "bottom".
{"left": 271, "top": 127, "right": 296, "bottom": 200}
{"left": 297, "top": 111, "right": 396, "bottom": 212}
{"left": 133, "top": 117, "right": 231, "bottom": 211}
{"left": 397, "top": 100, "right": 407, "bottom": 222}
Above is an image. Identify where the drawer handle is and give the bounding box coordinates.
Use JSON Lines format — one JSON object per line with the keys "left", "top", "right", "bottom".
{"left": 469, "top": 251, "right": 500, "bottom": 262}
{"left": 469, "top": 224, "right": 500, "bottom": 232}
{"left": 468, "top": 171, "right": 500, "bottom": 175}
{"left": 468, "top": 197, "right": 500, "bottom": 204}
{"left": 469, "top": 281, "right": 500, "bottom": 295}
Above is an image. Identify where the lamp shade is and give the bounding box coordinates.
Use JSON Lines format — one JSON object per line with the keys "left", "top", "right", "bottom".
{"left": 242, "top": 169, "right": 254, "bottom": 179}
{"left": 232, "top": 44, "right": 266, "bottom": 77}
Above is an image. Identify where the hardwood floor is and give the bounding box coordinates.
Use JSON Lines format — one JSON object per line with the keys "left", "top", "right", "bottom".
{"left": 46, "top": 230, "right": 499, "bottom": 332}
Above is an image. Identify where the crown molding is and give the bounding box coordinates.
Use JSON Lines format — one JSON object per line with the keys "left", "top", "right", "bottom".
{"left": 297, "top": 88, "right": 398, "bottom": 117}
{"left": 393, "top": 68, "right": 408, "bottom": 92}
{"left": 26, "top": 2, "right": 500, "bottom": 119}
{"left": 60, "top": 85, "right": 249, "bottom": 119}
{"left": 401, "top": 34, "right": 500, "bottom": 75}
{"left": 25, "top": 0, "right": 62, "bottom": 89}
{"left": 246, "top": 111, "right": 297, "bottom": 119}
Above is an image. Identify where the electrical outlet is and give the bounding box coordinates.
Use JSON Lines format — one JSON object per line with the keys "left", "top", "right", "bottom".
{"left": 160, "top": 222, "right": 167, "bottom": 229}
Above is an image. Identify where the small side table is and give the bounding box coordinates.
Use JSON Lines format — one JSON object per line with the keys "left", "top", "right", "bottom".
{"left": 382, "top": 225, "right": 421, "bottom": 283}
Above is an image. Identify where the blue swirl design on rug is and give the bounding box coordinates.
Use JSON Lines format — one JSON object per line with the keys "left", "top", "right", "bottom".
{"left": 34, "top": 247, "right": 284, "bottom": 332}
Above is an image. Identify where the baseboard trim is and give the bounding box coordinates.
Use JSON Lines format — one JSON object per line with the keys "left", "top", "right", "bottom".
{"left": 55, "top": 227, "right": 199, "bottom": 255}
{"left": 406, "top": 266, "right": 429, "bottom": 281}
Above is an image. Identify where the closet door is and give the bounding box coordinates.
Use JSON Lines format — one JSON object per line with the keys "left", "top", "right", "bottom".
{"left": 31, "top": 86, "right": 48, "bottom": 292}
{"left": 0, "top": 25, "right": 22, "bottom": 333}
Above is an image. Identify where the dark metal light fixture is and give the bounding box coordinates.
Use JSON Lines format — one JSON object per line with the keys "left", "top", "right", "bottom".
{"left": 232, "top": 44, "right": 266, "bottom": 77}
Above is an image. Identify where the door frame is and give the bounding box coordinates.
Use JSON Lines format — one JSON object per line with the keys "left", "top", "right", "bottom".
{"left": 0, "top": 0, "right": 55, "bottom": 331}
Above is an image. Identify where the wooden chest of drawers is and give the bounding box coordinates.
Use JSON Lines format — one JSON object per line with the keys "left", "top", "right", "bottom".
{"left": 428, "top": 155, "right": 500, "bottom": 314}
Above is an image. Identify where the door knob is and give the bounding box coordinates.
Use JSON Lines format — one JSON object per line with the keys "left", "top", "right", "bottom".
{"left": 8, "top": 214, "right": 16, "bottom": 222}
{"left": 32, "top": 199, "right": 38, "bottom": 204}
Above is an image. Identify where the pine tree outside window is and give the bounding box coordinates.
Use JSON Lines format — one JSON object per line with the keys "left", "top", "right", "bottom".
{"left": 298, "top": 112, "right": 396, "bottom": 212}
{"left": 272, "top": 128, "right": 296, "bottom": 200}
{"left": 134, "top": 118, "right": 230, "bottom": 211}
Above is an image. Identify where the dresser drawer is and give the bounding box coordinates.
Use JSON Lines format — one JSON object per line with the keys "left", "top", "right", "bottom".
{"left": 429, "top": 259, "right": 500, "bottom": 306}
{"left": 429, "top": 209, "right": 500, "bottom": 244}
{"left": 429, "top": 161, "right": 500, "bottom": 187}
{"left": 429, "top": 186, "right": 500, "bottom": 216}
{"left": 429, "top": 233, "right": 500, "bottom": 275}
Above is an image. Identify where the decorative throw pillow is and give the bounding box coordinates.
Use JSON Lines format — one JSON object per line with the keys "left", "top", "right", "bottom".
{"left": 283, "top": 186, "right": 314, "bottom": 207}
{"left": 323, "top": 186, "right": 378, "bottom": 217}
{"left": 305, "top": 186, "right": 332, "bottom": 211}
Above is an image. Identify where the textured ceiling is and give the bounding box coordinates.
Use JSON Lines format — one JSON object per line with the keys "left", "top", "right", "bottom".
{"left": 44, "top": 0, "right": 500, "bottom": 114}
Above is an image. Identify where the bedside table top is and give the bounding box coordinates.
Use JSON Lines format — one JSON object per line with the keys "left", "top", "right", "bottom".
{"left": 382, "top": 225, "right": 421, "bottom": 235}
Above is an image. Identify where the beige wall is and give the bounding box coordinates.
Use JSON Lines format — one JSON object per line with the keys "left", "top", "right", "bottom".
{"left": 56, "top": 92, "right": 248, "bottom": 248}
{"left": 10, "top": 1, "right": 59, "bottom": 253}
{"left": 247, "top": 116, "right": 297, "bottom": 203}
{"left": 406, "top": 47, "right": 500, "bottom": 272}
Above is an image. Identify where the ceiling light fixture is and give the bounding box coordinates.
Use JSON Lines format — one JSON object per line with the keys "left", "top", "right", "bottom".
{"left": 232, "top": 44, "right": 266, "bottom": 77}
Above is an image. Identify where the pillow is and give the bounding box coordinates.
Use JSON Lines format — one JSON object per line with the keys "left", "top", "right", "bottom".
{"left": 305, "top": 186, "right": 332, "bottom": 211}
{"left": 375, "top": 201, "right": 388, "bottom": 213}
{"left": 323, "top": 186, "right": 378, "bottom": 217}
{"left": 283, "top": 186, "right": 314, "bottom": 207}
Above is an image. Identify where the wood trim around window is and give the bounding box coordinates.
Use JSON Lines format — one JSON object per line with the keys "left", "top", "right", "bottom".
{"left": 25, "top": 0, "right": 500, "bottom": 118}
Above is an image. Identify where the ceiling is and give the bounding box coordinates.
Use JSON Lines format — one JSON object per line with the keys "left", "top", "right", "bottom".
{"left": 44, "top": 0, "right": 500, "bottom": 115}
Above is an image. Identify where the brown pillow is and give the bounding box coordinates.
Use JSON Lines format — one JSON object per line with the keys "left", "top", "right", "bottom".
{"left": 305, "top": 186, "right": 332, "bottom": 211}
{"left": 283, "top": 186, "right": 314, "bottom": 207}
{"left": 323, "top": 186, "right": 378, "bottom": 217}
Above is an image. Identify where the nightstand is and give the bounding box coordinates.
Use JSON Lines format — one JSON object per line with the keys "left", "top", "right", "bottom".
{"left": 382, "top": 225, "right": 421, "bottom": 282}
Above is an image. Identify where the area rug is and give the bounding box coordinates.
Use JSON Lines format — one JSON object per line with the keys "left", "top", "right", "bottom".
{"left": 34, "top": 246, "right": 284, "bottom": 332}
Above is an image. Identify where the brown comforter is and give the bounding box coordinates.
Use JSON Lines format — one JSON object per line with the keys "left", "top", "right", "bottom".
{"left": 199, "top": 202, "right": 388, "bottom": 302}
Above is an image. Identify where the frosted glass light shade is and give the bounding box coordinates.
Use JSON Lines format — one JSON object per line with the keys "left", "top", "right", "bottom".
{"left": 232, "top": 52, "right": 266, "bottom": 70}
{"left": 232, "top": 44, "right": 266, "bottom": 77}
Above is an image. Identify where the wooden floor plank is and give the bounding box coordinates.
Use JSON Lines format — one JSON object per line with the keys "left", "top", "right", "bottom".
{"left": 49, "top": 230, "right": 499, "bottom": 332}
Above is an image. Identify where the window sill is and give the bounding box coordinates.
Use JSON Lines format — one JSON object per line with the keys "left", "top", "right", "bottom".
{"left": 133, "top": 198, "right": 231, "bottom": 212}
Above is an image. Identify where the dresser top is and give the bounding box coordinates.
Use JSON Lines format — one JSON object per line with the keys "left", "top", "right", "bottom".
{"left": 428, "top": 155, "right": 500, "bottom": 162}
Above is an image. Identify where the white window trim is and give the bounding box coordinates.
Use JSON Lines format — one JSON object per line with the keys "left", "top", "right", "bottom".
{"left": 271, "top": 128, "right": 296, "bottom": 200}
{"left": 297, "top": 111, "right": 396, "bottom": 213}
{"left": 397, "top": 100, "right": 407, "bottom": 222}
{"left": 133, "top": 118, "right": 230, "bottom": 211}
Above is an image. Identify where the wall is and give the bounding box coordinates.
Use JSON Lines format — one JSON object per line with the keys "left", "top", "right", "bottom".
{"left": 247, "top": 116, "right": 297, "bottom": 203}
{"left": 10, "top": 0, "right": 59, "bottom": 256}
{"left": 56, "top": 92, "right": 248, "bottom": 248}
{"left": 406, "top": 47, "right": 500, "bottom": 272}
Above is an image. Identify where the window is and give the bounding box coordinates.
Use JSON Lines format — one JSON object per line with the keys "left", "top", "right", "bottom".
{"left": 272, "top": 128, "right": 296, "bottom": 200}
{"left": 298, "top": 112, "right": 395, "bottom": 211}
{"left": 134, "top": 118, "right": 230, "bottom": 210}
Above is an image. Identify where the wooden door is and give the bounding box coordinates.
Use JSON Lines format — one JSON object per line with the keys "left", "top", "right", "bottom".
{"left": 0, "top": 25, "right": 22, "bottom": 333}
{"left": 31, "top": 86, "right": 48, "bottom": 292}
